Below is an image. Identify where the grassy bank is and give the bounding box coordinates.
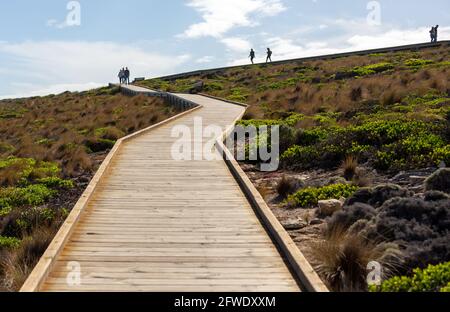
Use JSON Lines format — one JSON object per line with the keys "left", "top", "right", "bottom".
{"left": 0, "top": 86, "right": 179, "bottom": 290}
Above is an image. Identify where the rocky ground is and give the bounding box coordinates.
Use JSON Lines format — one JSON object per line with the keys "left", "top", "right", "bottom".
{"left": 239, "top": 162, "right": 437, "bottom": 270}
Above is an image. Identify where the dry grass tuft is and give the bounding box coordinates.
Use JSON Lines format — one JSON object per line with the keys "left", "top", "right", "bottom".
{"left": 310, "top": 226, "right": 401, "bottom": 292}
{"left": 342, "top": 155, "right": 358, "bottom": 181}
{"left": 276, "top": 175, "right": 301, "bottom": 198}
{"left": 1, "top": 227, "right": 56, "bottom": 291}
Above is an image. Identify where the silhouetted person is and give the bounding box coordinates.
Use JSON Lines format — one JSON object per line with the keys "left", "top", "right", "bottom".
{"left": 249, "top": 49, "right": 255, "bottom": 64}
{"left": 266, "top": 48, "right": 273, "bottom": 63}
{"left": 125, "top": 67, "right": 130, "bottom": 84}
{"left": 434, "top": 25, "right": 439, "bottom": 42}
{"left": 118, "top": 68, "right": 125, "bottom": 84}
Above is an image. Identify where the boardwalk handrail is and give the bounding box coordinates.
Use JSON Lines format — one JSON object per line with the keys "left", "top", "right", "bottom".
{"left": 111, "top": 84, "right": 198, "bottom": 111}
{"left": 151, "top": 41, "right": 449, "bottom": 81}
{"left": 20, "top": 102, "right": 202, "bottom": 292}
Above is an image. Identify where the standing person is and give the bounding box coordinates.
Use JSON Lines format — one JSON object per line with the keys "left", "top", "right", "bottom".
{"left": 266, "top": 48, "right": 273, "bottom": 63}
{"left": 249, "top": 49, "right": 255, "bottom": 64}
{"left": 118, "top": 68, "right": 124, "bottom": 84}
{"left": 434, "top": 25, "right": 439, "bottom": 42}
{"left": 430, "top": 26, "right": 436, "bottom": 42}
{"left": 125, "top": 67, "right": 130, "bottom": 84}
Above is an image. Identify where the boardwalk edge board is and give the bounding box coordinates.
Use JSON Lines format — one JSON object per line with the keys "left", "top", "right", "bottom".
{"left": 20, "top": 95, "right": 202, "bottom": 292}
{"left": 215, "top": 111, "right": 329, "bottom": 293}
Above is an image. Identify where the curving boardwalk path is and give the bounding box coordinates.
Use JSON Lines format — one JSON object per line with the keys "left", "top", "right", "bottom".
{"left": 23, "top": 89, "right": 303, "bottom": 292}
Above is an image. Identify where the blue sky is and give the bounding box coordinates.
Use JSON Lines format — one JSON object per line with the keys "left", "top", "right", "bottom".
{"left": 0, "top": 0, "right": 449, "bottom": 98}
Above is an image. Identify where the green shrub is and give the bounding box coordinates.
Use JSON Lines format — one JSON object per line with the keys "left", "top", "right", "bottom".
{"left": 352, "top": 62, "right": 395, "bottom": 76}
{"left": 441, "top": 283, "right": 450, "bottom": 292}
{"left": 0, "top": 157, "right": 60, "bottom": 186}
{"left": 296, "top": 128, "right": 329, "bottom": 146}
{"left": 370, "top": 262, "right": 450, "bottom": 292}
{"left": 204, "top": 81, "right": 224, "bottom": 92}
{"left": 432, "top": 145, "right": 450, "bottom": 166}
{"left": 0, "top": 185, "right": 56, "bottom": 209}
{"left": 36, "top": 177, "right": 75, "bottom": 189}
{"left": 227, "top": 87, "right": 251, "bottom": 102}
{"left": 237, "top": 113, "right": 304, "bottom": 128}
{"left": 288, "top": 183, "right": 358, "bottom": 208}
{"left": 0, "top": 236, "right": 21, "bottom": 249}
{"left": 4, "top": 207, "right": 69, "bottom": 237}
{"left": 281, "top": 145, "right": 320, "bottom": 168}
{"left": 405, "top": 58, "right": 434, "bottom": 68}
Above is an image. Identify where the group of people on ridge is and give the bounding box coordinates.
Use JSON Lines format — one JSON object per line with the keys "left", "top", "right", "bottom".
{"left": 249, "top": 48, "right": 273, "bottom": 64}
{"left": 118, "top": 67, "right": 131, "bottom": 84}
{"left": 430, "top": 25, "right": 439, "bottom": 43}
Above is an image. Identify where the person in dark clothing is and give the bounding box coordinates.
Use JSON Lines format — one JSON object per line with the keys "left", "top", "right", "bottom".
{"left": 125, "top": 67, "right": 130, "bottom": 84}
{"left": 118, "top": 68, "right": 124, "bottom": 84}
{"left": 266, "top": 48, "right": 273, "bottom": 63}
{"left": 434, "top": 25, "right": 439, "bottom": 42}
{"left": 430, "top": 26, "right": 436, "bottom": 42}
{"left": 249, "top": 49, "right": 256, "bottom": 64}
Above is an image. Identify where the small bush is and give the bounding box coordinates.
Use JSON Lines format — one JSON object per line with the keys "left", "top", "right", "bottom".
{"left": 326, "top": 203, "right": 377, "bottom": 237}
{"left": 1, "top": 227, "right": 55, "bottom": 291}
{"left": 362, "top": 197, "right": 450, "bottom": 272}
{"left": 84, "top": 138, "right": 116, "bottom": 153}
{"left": 370, "top": 262, "right": 450, "bottom": 292}
{"left": 342, "top": 155, "right": 358, "bottom": 181}
{"left": 425, "top": 168, "right": 450, "bottom": 194}
{"left": 36, "top": 177, "right": 74, "bottom": 189}
{"left": 0, "top": 143, "right": 15, "bottom": 156}
{"left": 0, "top": 157, "right": 60, "bottom": 187}
{"left": 277, "top": 176, "right": 303, "bottom": 198}
{"left": 311, "top": 227, "right": 400, "bottom": 292}
{"left": 432, "top": 145, "right": 450, "bottom": 166}
{"left": 2, "top": 207, "right": 68, "bottom": 238}
{"left": 352, "top": 62, "right": 395, "bottom": 76}
{"left": 346, "top": 184, "right": 412, "bottom": 208}
{"left": 0, "top": 236, "right": 21, "bottom": 250}
{"left": 0, "top": 185, "right": 56, "bottom": 210}
{"left": 204, "top": 81, "right": 224, "bottom": 92}
{"left": 404, "top": 59, "right": 434, "bottom": 68}
{"left": 288, "top": 184, "right": 358, "bottom": 208}
{"left": 94, "top": 127, "right": 125, "bottom": 141}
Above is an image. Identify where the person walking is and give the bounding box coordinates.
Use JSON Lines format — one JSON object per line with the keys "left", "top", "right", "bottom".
{"left": 125, "top": 67, "right": 130, "bottom": 84}
{"left": 249, "top": 49, "right": 256, "bottom": 64}
{"left": 266, "top": 48, "right": 273, "bottom": 63}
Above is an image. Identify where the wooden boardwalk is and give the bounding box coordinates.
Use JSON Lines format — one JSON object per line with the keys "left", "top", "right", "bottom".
{"left": 21, "top": 91, "right": 313, "bottom": 292}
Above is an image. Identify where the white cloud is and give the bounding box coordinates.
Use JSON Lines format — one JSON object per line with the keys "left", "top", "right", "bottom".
{"left": 221, "top": 37, "right": 252, "bottom": 52}
{"left": 195, "top": 55, "right": 215, "bottom": 63}
{"left": 181, "top": 0, "right": 286, "bottom": 38}
{"left": 0, "top": 41, "right": 190, "bottom": 98}
{"left": 0, "top": 82, "right": 104, "bottom": 100}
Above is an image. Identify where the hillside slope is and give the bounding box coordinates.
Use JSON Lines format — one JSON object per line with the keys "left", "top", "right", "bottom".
{"left": 0, "top": 86, "right": 179, "bottom": 291}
